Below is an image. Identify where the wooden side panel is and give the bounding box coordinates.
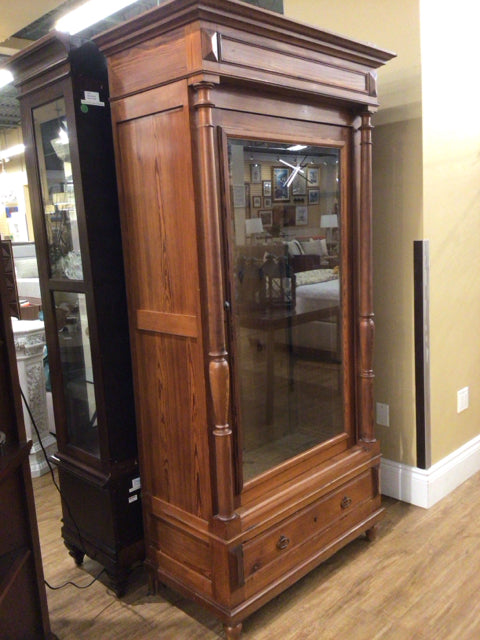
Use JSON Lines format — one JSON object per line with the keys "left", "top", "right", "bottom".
{"left": 107, "top": 26, "right": 188, "bottom": 99}
{"left": 113, "top": 83, "right": 212, "bottom": 519}
{"left": 117, "top": 109, "right": 197, "bottom": 315}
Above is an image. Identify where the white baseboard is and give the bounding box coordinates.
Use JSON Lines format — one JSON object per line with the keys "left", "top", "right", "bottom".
{"left": 381, "top": 434, "right": 480, "bottom": 508}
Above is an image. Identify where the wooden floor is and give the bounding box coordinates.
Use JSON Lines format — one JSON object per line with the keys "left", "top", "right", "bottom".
{"left": 33, "top": 468, "right": 480, "bottom": 639}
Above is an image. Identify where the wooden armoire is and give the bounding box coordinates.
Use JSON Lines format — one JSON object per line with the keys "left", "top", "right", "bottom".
{"left": 96, "top": 0, "right": 394, "bottom": 635}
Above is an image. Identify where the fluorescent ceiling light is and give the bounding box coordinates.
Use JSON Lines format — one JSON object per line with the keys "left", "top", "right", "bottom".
{"left": 0, "top": 144, "right": 25, "bottom": 161}
{"left": 0, "top": 69, "right": 14, "bottom": 89}
{"left": 56, "top": 0, "right": 138, "bottom": 35}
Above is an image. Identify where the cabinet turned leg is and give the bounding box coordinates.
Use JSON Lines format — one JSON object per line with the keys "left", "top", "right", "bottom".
{"left": 65, "top": 542, "right": 85, "bottom": 566}
{"left": 224, "top": 622, "right": 242, "bottom": 639}
{"left": 365, "top": 524, "right": 378, "bottom": 542}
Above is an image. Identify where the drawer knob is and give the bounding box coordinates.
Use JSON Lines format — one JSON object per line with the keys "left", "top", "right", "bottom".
{"left": 341, "top": 496, "right": 352, "bottom": 509}
{"left": 276, "top": 535, "right": 290, "bottom": 550}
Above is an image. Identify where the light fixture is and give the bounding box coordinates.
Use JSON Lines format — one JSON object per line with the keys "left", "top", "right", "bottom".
{"left": 245, "top": 217, "right": 264, "bottom": 236}
{"left": 0, "top": 69, "right": 13, "bottom": 89}
{"left": 320, "top": 214, "right": 338, "bottom": 229}
{"left": 55, "top": 0, "right": 139, "bottom": 35}
{"left": 0, "top": 144, "right": 25, "bottom": 162}
{"left": 245, "top": 217, "right": 264, "bottom": 243}
{"left": 321, "top": 214, "right": 338, "bottom": 246}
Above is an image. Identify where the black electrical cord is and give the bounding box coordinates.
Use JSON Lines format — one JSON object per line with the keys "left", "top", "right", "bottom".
{"left": 20, "top": 385, "right": 103, "bottom": 591}
{"left": 44, "top": 570, "right": 106, "bottom": 591}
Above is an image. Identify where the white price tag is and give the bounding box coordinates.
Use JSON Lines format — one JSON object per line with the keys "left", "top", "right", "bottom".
{"left": 81, "top": 91, "right": 105, "bottom": 107}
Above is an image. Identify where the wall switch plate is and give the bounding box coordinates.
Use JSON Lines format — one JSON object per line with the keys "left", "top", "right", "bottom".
{"left": 457, "top": 387, "right": 469, "bottom": 413}
{"left": 376, "top": 402, "right": 390, "bottom": 427}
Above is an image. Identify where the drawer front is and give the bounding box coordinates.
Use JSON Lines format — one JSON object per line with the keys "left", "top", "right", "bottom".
{"left": 241, "top": 468, "right": 379, "bottom": 593}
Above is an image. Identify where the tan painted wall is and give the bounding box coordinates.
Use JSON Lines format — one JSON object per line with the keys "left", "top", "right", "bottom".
{"left": 285, "top": 0, "right": 480, "bottom": 466}
{"left": 284, "top": 0, "right": 422, "bottom": 465}
{"left": 420, "top": 0, "right": 480, "bottom": 461}
{"left": 0, "top": 128, "right": 31, "bottom": 241}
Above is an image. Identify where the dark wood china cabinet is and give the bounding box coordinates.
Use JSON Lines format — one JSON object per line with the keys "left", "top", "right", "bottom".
{"left": 96, "top": 0, "right": 394, "bottom": 634}
{"left": 7, "top": 33, "right": 143, "bottom": 595}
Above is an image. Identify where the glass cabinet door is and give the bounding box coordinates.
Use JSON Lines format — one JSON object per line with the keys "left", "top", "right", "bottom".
{"left": 33, "top": 98, "right": 83, "bottom": 280}
{"left": 53, "top": 291, "right": 98, "bottom": 456}
{"left": 32, "top": 98, "right": 99, "bottom": 458}
{"left": 226, "top": 138, "right": 343, "bottom": 481}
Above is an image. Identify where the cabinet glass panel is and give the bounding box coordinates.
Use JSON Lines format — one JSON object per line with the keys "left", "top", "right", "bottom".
{"left": 227, "top": 139, "right": 342, "bottom": 481}
{"left": 54, "top": 291, "right": 99, "bottom": 457}
{"left": 33, "top": 99, "right": 83, "bottom": 280}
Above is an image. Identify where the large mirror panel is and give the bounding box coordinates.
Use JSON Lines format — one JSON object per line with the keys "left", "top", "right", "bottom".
{"left": 227, "top": 138, "right": 343, "bottom": 481}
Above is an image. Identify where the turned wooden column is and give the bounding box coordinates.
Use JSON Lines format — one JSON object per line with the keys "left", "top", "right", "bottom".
{"left": 358, "top": 110, "right": 376, "bottom": 443}
{"left": 191, "top": 80, "right": 237, "bottom": 523}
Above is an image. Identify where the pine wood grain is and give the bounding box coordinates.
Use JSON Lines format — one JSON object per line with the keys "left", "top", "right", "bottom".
{"left": 33, "top": 469, "right": 480, "bottom": 639}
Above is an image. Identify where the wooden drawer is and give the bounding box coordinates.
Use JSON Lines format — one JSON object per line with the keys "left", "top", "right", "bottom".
{"left": 240, "top": 468, "right": 379, "bottom": 594}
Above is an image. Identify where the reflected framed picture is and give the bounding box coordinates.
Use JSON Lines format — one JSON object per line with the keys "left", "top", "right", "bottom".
{"left": 307, "top": 166, "right": 320, "bottom": 187}
{"left": 263, "top": 180, "right": 272, "bottom": 196}
{"left": 263, "top": 196, "right": 272, "bottom": 208}
{"left": 272, "top": 167, "right": 290, "bottom": 201}
{"left": 252, "top": 195, "right": 261, "bottom": 208}
{"left": 308, "top": 188, "right": 320, "bottom": 205}
{"left": 232, "top": 185, "right": 246, "bottom": 208}
{"left": 259, "top": 210, "right": 273, "bottom": 227}
{"left": 291, "top": 172, "right": 307, "bottom": 196}
{"left": 295, "top": 205, "right": 308, "bottom": 226}
{"left": 250, "top": 163, "right": 261, "bottom": 183}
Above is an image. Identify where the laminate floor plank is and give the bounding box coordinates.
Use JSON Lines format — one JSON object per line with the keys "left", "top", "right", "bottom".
{"left": 32, "top": 468, "right": 480, "bottom": 639}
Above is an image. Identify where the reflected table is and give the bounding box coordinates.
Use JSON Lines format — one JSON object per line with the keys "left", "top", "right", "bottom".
{"left": 239, "top": 304, "right": 340, "bottom": 424}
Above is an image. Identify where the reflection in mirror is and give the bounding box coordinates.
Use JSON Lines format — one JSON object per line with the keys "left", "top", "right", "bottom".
{"left": 227, "top": 139, "right": 343, "bottom": 481}
{"left": 54, "top": 291, "right": 99, "bottom": 457}
{"left": 33, "top": 99, "right": 83, "bottom": 280}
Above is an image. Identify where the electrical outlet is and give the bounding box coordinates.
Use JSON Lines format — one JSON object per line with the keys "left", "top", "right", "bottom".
{"left": 376, "top": 402, "right": 390, "bottom": 427}
{"left": 457, "top": 387, "right": 469, "bottom": 413}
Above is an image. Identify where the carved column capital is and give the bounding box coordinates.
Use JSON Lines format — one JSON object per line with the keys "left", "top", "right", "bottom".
{"left": 11, "top": 320, "right": 46, "bottom": 359}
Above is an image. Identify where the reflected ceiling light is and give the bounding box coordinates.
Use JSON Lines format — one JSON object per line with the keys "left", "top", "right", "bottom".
{"left": 0, "top": 69, "right": 14, "bottom": 89}
{"left": 0, "top": 144, "right": 25, "bottom": 162}
{"left": 58, "top": 127, "right": 69, "bottom": 144}
{"left": 55, "top": 0, "right": 138, "bottom": 35}
{"left": 287, "top": 144, "right": 307, "bottom": 152}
